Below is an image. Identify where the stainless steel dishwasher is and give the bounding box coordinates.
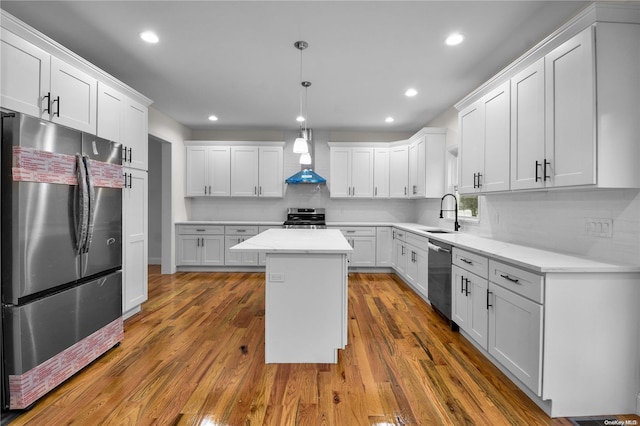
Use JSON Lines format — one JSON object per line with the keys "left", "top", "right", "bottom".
{"left": 427, "top": 239, "right": 457, "bottom": 330}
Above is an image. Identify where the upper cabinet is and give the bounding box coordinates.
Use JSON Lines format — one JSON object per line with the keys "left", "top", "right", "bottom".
{"left": 459, "top": 82, "right": 510, "bottom": 194}
{"left": 185, "top": 142, "right": 284, "bottom": 198}
{"left": 1, "top": 28, "right": 97, "bottom": 133}
{"left": 389, "top": 144, "right": 409, "bottom": 198}
{"left": 373, "top": 148, "right": 390, "bottom": 198}
{"left": 329, "top": 146, "right": 374, "bottom": 198}
{"left": 456, "top": 5, "right": 640, "bottom": 192}
{"left": 408, "top": 129, "right": 446, "bottom": 198}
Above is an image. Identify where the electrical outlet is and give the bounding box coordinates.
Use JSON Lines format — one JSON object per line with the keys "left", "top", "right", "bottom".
{"left": 584, "top": 217, "right": 613, "bottom": 237}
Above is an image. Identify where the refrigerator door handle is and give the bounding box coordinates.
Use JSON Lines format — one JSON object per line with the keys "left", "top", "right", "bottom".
{"left": 82, "top": 155, "right": 96, "bottom": 253}
{"left": 74, "top": 154, "right": 89, "bottom": 254}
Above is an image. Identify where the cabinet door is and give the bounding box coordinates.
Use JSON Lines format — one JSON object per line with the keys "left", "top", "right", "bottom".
{"left": 176, "top": 235, "right": 201, "bottom": 265}
{"left": 123, "top": 168, "right": 148, "bottom": 312}
{"left": 483, "top": 82, "right": 511, "bottom": 192}
{"left": 349, "top": 236, "right": 376, "bottom": 267}
{"left": 393, "top": 240, "right": 407, "bottom": 276}
{"left": 451, "top": 265, "right": 468, "bottom": 327}
{"left": 510, "top": 58, "right": 545, "bottom": 190}
{"left": 185, "top": 146, "right": 209, "bottom": 196}
{"left": 408, "top": 139, "right": 421, "bottom": 197}
{"left": 373, "top": 148, "right": 389, "bottom": 198}
{"left": 0, "top": 29, "right": 50, "bottom": 118}
{"left": 201, "top": 235, "right": 225, "bottom": 266}
{"left": 122, "top": 98, "right": 148, "bottom": 171}
{"left": 545, "top": 26, "right": 595, "bottom": 188}
{"left": 97, "top": 83, "right": 124, "bottom": 142}
{"left": 406, "top": 247, "right": 427, "bottom": 297}
{"left": 258, "top": 146, "right": 283, "bottom": 197}
{"left": 224, "top": 236, "right": 243, "bottom": 265}
{"left": 389, "top": 145, "right": 408, "bottom": 198}
{"left": 231, "top": 146, "right": 259, "bottom": 196}
{"left": 458, "top": 103, "right": 484, "bottom": 194}
{"left": 488, "top": 283, "right": 543, "bottom": 396}
{"left": 351, "top": 148, "right": 374, "bottom": 198}
{"left": 375, "top": 227, "right": 392, "bottom": 267}
{"left": 329, "top": 147, "right": 351, "bottom": 198}
{"left": 467, "top": 274, "right": 488, "bottom": 349}
{"left": 49, "top": 56, "right": 96, "bottom": 133}
{"left": 209, "top": 146, "right": 231, "bottom": 196}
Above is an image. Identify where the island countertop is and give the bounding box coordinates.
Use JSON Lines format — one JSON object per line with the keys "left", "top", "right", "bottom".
{"left": 229, "top": 228, "right": 353, "bottom": 254}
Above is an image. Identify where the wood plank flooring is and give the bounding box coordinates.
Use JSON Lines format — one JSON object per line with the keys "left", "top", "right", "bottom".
{"left": 7, "top": 267, "right": 640, "bottom": 425}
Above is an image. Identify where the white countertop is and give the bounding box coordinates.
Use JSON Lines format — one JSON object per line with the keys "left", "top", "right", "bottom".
{"left": 229, "top": 228, "right": 353, "bottom": 254}
{"left": 178, "top": 220, "right": 639, "bottom": 273}
{"left": 176, "top": 220, "right": 283, "bottom": 226}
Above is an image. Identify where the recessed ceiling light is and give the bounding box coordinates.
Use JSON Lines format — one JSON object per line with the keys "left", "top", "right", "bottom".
{"left": 405, "top": 88, "right": 418, "bottom": 97}
{"left": 208, "top": 115, "right": 218, "bottom": 121}
{"left": 385, "top": 117, "right": 395, "bottom": 123}
{"left": 445, "top": 33, "right": 464, "bottom": 46}
{"left": 296, "top": 115, "right": 305, "bottom": 123}
{"left": 139, "top": 31, "right": 159, "bottom": 44}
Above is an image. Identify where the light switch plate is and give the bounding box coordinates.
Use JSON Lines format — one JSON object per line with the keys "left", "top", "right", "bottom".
{"left": 584, "top": 217, "right": 613, "bottom": 238}
{"left": 269, "top": 273, "right": 285, "bottom": 282}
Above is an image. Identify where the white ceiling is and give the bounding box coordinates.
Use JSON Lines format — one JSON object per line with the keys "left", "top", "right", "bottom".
{"left": 1, "top": 1, "right": 591, "bottom": 133}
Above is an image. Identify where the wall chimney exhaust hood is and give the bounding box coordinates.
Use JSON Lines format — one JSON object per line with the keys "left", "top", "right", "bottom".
{"left": 285, "top": 128, "right": 327, "bottom": 184}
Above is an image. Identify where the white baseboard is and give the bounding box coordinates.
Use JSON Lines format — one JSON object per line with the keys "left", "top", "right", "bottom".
{"left": 148, "top": 257, "right": 161, "bottom": 265}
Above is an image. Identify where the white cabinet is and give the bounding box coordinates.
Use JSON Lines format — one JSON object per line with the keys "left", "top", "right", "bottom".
{"left": 405, "top": 245, "right": 428, "bottom": 297}
{"left": 329, "top": 146, "right": 374, "bottom": 198}
{"left": 459, "top": 82, "right": 510, "bottom": 194}
{"left": 487, "top": 259, "right": 544, "bottom": 396}
{"left": 389, "top": 144, "right": 408, "bottom": 198}
{"left": 123, "top": 168, "right": 148, "bottom": 313}
{"left": 373, "top": 148, "right": 389, "bottom": 198}
{"left": 408, "top": 130, "right": 446, "bottom": 198}
{"left": 185, "top": 146, "right": 230, "bottom": 196}
{"left": 97, "top": 82, "right": 124, "bottom": 142}
{"left": 225, "top": 226, "right": 259, "bottom": 266}
{"left": 0, "top": 28, "right": 97, "bottom": 133}
{"left": 391, "top": 228, "right": 407, "bottom": 276}
{"left": 451, "top": 264, "right": 489, "bottom": 349}
{"left": 49, "top": 56, "right": 97, "bottom": 133}
{"left": 0, "top": 29, "right": 50, "bottom": 118}
{"left": 230, "top": 146, "right": 283, "bottom": 197}
{"left": 375, "top": 227, "right": 392, "bottom": 267}
{"left": 336, "top": 227, "right": 376, "bottom": 267}
{"left": 176, "top": 225, "right": 225, "bottom": 266}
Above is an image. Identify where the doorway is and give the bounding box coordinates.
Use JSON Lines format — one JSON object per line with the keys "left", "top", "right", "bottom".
{"left": 148, "top": 135, "right": 173, "bottom": 274}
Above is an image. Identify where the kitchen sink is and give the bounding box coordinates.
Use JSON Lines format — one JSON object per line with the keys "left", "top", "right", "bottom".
{"left": 421, "top": 229, "right": 451, "bottom": 234}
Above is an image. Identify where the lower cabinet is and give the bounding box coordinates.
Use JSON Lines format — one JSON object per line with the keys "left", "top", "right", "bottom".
{"left": 335, "top": 227, "right": 376, "bottom": 268}
{"left": 391, "top": 229, "right": 407, "bottom": 275}
{"left": 451, "top": 264, "right": 488, "bottom": 349}
{"left": 375, "top": 227, "right": 392, "bottom": 267}
{"left": 224, "top": 225, "right": 259, "bottom": 266}
{"left": 404, "top": 233, "right": 428, "bottom": 298}
{"left": 123, "top": 168, "right": 148, "bottom": 313}
{"left": 176, "top": 225, "right": 225, "bottom": 266}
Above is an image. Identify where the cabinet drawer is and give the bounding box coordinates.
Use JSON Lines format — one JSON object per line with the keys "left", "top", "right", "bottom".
{"left": 406, "top": 232, "right": 429, "bottom": 251}
{"left": 177, "top": 225, "right": 224, "bottom": 235}
{"left": 225, "top": 225, "right": 259, "bottom": 236}
{"left": 489, "top": 260, "right": 544, "bottom": 304}
{"left": 337, "top": 226, "right": 376, "bottom": 237}
{"left": 392, "top": 228, "right": 406, "bottom": 242}
{"left": 452, "top": 248, "right": 488, "bottom": 279}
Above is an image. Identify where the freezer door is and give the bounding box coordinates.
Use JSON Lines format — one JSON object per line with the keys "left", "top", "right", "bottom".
{"left": 2, "top": 113, "right": 84, "bottom": 304}
{"left": 2, "top": 270, "right": 122, "bottom": 375}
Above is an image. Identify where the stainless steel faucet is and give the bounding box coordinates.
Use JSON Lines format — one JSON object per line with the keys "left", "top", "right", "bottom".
{"left": 439, "top": 193, "right": 460, "bottom": 232}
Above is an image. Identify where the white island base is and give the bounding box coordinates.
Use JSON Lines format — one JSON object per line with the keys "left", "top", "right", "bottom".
{"left": 230, "top": 229, "right": 352, "bottom": 364}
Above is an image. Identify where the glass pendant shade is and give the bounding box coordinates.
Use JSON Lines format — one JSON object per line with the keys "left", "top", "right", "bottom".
{"left": 293, "top": 136, "right": 309, "bottom": 154}
{"left": 299, "top": 152, "right": 312, "bottom": 165}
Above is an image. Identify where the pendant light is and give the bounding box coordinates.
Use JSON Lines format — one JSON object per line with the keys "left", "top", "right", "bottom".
{"left": 293, "top": 41, "right": 309, "bottom": 154}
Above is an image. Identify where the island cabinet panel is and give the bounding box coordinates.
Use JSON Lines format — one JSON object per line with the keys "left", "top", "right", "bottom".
{"left": 265, "top": 253, "right": 348, "bottom": 364}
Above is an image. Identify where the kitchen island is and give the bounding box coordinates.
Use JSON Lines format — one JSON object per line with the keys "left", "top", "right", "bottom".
{"left": 230, "top": 229, "right": 353, "bottom": 363}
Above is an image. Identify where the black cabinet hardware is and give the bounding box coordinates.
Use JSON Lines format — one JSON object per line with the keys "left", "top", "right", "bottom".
{"left": 544, "top": 159, "right": 551, "bottom": 181}
{"left": 43, "top": 92, "right": 51, "bottom": 114}
{"left": 487, "top": 289, "right": 493, "bottom": 309}
{"left": 460, "top": 258, "right": 473, "bottom": 265}
{"left": 500, "top": 274, "right": 520, "bottom": 284}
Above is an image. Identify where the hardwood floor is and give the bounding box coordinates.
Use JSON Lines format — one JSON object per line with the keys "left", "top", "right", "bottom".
{"left": 7, "top": 267, "right": 640, "bottom": 425}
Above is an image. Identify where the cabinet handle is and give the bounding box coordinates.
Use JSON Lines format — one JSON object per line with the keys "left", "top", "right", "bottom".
{"left": 473, "top": 173, "right": 477, "bottom": 189}
{"left": 412, "top": 185, "right": 417, "bottom": 195}
{"left": 43, "top": 92, "right": 51, "bottom": 114}
{"left": 535, "top": 161, "right": 541, "bottom": 182}
{"left": 128, "top": 148, "right": 133, "bottom": 163}
{"left": 196, "top": 229, "right": 206, "bottom": 232}
{"left": 196, "top": 238, "right": 200, "bottom": 247}
{"left": 122, "top": 145, "right": 128, "bottom": 163}
{"left": 476, "top": 173, "right": 482, "bottom": 188}
{"left": 401, "top": 245, "right": 405, "bottom": 255}
{"left": 208, "top": 185, "right": 212, "bottom": 194}
{"left": 487, "top": 289, "right": 493, "bottom": 309}
{"left": 374, "top": 187, "right": 377, "bottom": 196}
{"left": 499, "top": 274, "right": 520, "bottom": 284}
{"left": 202, "top": 238, "right": 205, "bottom": 247}
{"left": 404, "top": 186, "right": 407, "bottom": 196}
{"left": 352, "top": 186, "right": 355, "bottom": 196}
{"left": 52, "top": 96, "right": 60, "bottom": 117}
{"left": 259, "top": 186, "right": 262, "bottom": 195}
{"left": 460, "top": 258, "right": 473, "bottom": 265}
{"left": 464, "top": 278, "right": 470, "bottom": 296}
{"left": 237, "top": 229, "right": 246, "bottom": 233}
{"left": 544, "top": 159, "right": 551, "bottom": 181}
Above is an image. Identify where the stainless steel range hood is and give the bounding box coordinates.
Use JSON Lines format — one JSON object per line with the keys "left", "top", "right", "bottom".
{"left": 285, "top": 129, "right": 327, "bottom": 184}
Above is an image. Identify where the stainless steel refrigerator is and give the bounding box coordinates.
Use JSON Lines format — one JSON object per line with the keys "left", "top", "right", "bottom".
{"left": 1, "top": 110, "right": 123, "bottom": 410}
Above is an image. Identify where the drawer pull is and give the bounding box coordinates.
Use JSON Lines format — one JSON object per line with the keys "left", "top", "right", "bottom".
{"left": 346, "top": 230, "right": 356, "bottom": 233}
{"left": 237, "top": 229, "right": 247, "bottom": 233}
{"left": 196, "top": 229, "right": 206, "bottom": 232}
{"left": 500, "top": 274, "right": 520, "bottom": 284}
{"left": 460, "top": 258, "right": 473, "bottom": 265}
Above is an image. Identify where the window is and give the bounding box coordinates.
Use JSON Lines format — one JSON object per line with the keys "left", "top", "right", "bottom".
{"left": 446, "top": 146, "right": 479, "bottom": 220}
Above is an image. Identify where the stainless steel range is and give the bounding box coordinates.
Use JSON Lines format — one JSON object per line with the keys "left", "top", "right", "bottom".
{"left": 283, "top": 208, "right": 326, "bottom": 229}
